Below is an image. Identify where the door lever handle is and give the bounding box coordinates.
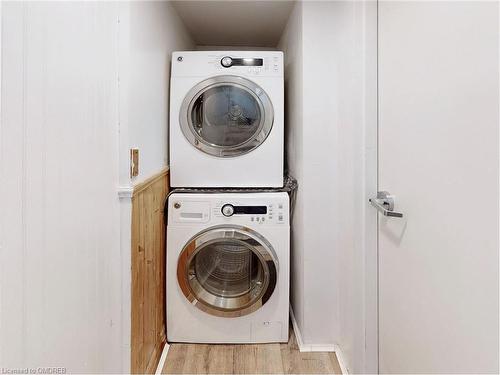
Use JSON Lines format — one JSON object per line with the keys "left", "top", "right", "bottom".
{"left": 369, "top": 191, "right": 403, "bottom": 218}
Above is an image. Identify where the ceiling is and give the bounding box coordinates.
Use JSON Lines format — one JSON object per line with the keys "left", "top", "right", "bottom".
{"left": 171, "top": 1, "right": 295, "bottom": 48}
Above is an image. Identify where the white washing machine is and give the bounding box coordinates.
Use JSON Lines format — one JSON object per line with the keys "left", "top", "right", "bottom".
{"left": 166, "top": 192, "right": 289, "bottom": 343}
{"left": 169, "top": 51, "right": 284, "bottom": 188}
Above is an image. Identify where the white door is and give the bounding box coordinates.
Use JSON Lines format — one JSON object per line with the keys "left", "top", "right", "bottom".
{"left": 377, "top": 1, "right": 499, "bottom": 373}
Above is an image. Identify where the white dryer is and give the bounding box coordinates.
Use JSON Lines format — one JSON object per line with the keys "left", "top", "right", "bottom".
{"left": 166, "top": 192, "right": 289, "bottom": 343}
{"left": 169, "top": 51, "right": 284, "bottom": 188}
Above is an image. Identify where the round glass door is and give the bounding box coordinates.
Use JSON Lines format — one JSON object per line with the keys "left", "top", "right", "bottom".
{"left": 177, "top": 225, "right": 278, "bottom": 317}
{"left": 180, "top": 76, "right": 274, "bottom": 157}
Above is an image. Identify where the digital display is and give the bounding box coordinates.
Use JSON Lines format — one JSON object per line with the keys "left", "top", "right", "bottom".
{"left": 232, "top": 58, "right": 264, "bottom": 67}
{"left": 234, "top": 205, "right": 267, "bottom": 215}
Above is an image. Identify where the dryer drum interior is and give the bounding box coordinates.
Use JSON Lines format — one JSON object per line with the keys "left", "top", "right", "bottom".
{"left": 180, "top": 76, "right": 274, "bottom": 158}
{"left": 177, "top": 226, "right": 278, "bottom": 317}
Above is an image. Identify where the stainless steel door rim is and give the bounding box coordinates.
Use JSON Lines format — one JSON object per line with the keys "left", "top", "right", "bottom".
{"left": 177, "top": 225, "right": 278, "bottom": 318}
{"left": 179, "top": 75, "right": 274, "bottom": 157}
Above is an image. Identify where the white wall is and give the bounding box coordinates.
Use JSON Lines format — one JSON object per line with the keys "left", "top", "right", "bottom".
{"left": 116, "top": 2, "right": 193, "bottom": 370}
{"left": 120, "top": 1, "right": 194, "bottom": 184}
{"left": 277, "top": 1, "right": 306, "bottom": 347}
{"left": 279, "top": 2, "right": 377, "bottom": 372}
{"left": 305, "top": 2, "right": 378, "bottom": 373}
{"left": 0, "top": 2, "right": 122, "bottom": 372}
{"left": 0, "top": 2, "right": 193, "bottom": 372}
{"left": 117, "top": 1, "right": 194, "bottom": 371}
{"left": 279, "top": 0, "right": 339, "bottom": 348}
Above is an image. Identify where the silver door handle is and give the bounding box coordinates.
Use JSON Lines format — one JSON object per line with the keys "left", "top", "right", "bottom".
{"left": 369, "top": 191, "right": 403, "bottom": 218}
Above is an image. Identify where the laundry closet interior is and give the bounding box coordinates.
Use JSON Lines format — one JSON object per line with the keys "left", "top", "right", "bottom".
{"left": 128, "top": 1, "right": 374, "bottom": 373}
{"left": 1, "top": 1, "right": 376, "bottom": 374}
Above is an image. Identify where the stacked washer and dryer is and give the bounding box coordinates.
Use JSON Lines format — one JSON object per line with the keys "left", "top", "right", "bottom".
{"left": 166, "top": 51, "right": 290, "bottom": 343}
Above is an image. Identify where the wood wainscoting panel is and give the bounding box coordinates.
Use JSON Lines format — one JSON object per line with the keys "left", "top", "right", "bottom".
{"left": 131, "top": 168, "right": 169, "bottom": 374}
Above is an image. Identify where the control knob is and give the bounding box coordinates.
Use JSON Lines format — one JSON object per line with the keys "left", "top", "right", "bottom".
{"left": 221, "top": 204, "right": 235, "bottom": 217}
{"left": 221, "top": 56, "right": 233, "bottom": 68}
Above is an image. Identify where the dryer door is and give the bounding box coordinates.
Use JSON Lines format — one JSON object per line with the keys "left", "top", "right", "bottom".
{"left": 177, "top": 225, "right": 278, "bottom": 317}
{"left": 180, "top": 76, "right": 274, "bottom": 157}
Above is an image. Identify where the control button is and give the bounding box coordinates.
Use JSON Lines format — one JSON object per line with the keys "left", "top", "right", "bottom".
{"left": 256, "top": 217, "right": 260, "bottom": 222}
{"left": 262, "top": 217, "right": 265, "bottom": 222}
{"left": 221, "top": 56, "right": 233, "bottom": 68}
{"left": 221, "top": 204, "right": 235, "bottom": 217}
{"left": 278, "top": 204, "right": 283, "bottom": 209}
{"left": 278, "top": 215, "right": 283, "bottom": 221}
{"left": 251, "top": 217, "right": 255, "bottom": 222}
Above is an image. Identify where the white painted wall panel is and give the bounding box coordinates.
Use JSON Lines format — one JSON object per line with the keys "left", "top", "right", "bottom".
{"left": 279, "top": 1, "right": 340, "bottom": 347}
{"left": 0, "top": 1, "right": 193, "bottom": 371}
{"left": 302, "top": 2, "right": 377, "bottom": 371}
{"left": 116, "top": 3, "right": 193, "bottom": 369}
{"left": 124, "top": 1, "right": 194, "bottom": 184}
{"left": 1, "top": 2, "right": 122, "bottom": 372}
{"left": 279, "top": 2, "right": 377, "bottom": 372}
{"left": 277, "top": 2, "right": 305, "bottom": 339}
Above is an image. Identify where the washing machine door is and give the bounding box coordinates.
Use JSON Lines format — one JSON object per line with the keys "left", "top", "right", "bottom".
{"left": 179, "top": 76, "right": 274, "bottom": 157}
{"left": 177, "top": 225, "right": 278, "bottom": 317}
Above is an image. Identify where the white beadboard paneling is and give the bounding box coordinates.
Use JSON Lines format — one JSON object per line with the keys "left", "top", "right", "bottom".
{"left": 1, "top": 2, "right": 122, "bottom": 372}
{"left": 1, "top": 2, "right": 25, "bottom": 365}
{"left": 1, "top": 1, "right": 194, "bottom": 372}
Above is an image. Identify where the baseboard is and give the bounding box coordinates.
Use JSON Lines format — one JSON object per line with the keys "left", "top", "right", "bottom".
{"left": 155, "top": 342, "right": 170, "bottom": 375}
{"left": 289, "top": 304, "right": 349, "bottom": 374}
{"left": 289, "top": 304, "right": 336, "bottom": 352}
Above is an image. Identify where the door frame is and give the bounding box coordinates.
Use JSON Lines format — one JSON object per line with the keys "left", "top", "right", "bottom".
{"left": 363, "top": 0, "right": 379, "bottom": 373}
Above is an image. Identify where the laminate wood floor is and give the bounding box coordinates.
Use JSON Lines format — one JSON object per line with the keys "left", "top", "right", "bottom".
{"left": 162, "top": 324, "right": 342, "bottom": 374}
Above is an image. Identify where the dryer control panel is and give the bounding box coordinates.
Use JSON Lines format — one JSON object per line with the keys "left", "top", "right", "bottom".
{"left": 171, "top": 51, "right": 283, "bottom": 78}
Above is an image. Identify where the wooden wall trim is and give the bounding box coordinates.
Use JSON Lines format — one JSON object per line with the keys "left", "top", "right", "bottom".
{"left": 131, "top": 168, "right": 169, "bottom": 374}
{"left": 132, "top": 166, "right": 169, "bottom": 197}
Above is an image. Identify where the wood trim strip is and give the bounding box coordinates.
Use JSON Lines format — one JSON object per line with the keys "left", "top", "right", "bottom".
{"left": 132, "top": 166, "right": 169, "bottom": 197}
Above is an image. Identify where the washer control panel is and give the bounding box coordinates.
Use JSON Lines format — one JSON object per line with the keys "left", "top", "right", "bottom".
{"left": 168, "top": 193, "right": 289, "bottom": 226}
{"left": 214, "top": 201, "right": 287, "bottom": 224}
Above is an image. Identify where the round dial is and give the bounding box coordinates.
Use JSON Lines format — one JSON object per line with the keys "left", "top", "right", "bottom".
{"left": 221, "top": 204, "right": 235, "bottom": 217}
{"left": 221, "top": 56, "right": 233, "bottom": 68}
